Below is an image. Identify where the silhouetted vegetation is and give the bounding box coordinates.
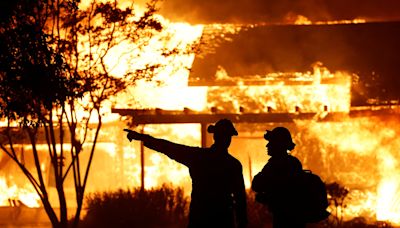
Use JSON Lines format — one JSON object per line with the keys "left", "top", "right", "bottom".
{"left": 326, "top": 182, "right": 350, "bottom": 227}
{"left": 80, "top": 188, "right": 273, "bottom": 228}
{"left": 80, "top": 185, "right": 189, "bottom": 228}
{"left": 81, "top": 189, "right": 274, "bottom": 228}
{"left": 80, "top": 185, "right": 396, "bottom": 228}
{"left": 341, "top": 217, "right": 394, "bottom": 228}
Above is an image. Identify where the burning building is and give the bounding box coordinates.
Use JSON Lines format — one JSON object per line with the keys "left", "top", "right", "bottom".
{"left": 112, "top": 21, "right": 400, "bottom": 225}
{"left": 1, "top": 9, "right": 400, "bottom": 227}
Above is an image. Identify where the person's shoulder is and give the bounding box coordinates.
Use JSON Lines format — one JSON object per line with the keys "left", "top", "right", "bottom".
{"left": 191, "top": 146, "right": 209, "bottom": 157}
{"left": 288, "top": 154, "right": 301, "bottom": 163}
{"left": 192, "top": 147, "right": 215, "bottom": 159}
{"left": 227, "top": 154, "right": 243, "bottom": 168}
{"left": 288, "top": 154, "right": 303, "bottom": 170}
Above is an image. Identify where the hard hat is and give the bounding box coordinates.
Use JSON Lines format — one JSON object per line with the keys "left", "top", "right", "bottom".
{"left": 207, "top": 119, "right": 238, "bottom": 136}
{"left": 264, "top": 127, "right": 296, "bottom": 151}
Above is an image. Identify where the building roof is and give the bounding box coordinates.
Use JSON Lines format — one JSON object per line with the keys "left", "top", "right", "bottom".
{"left": 189, "top": 21, "right": 400, "bottom": 105}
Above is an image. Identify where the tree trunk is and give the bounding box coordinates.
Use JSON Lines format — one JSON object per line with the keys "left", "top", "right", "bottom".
{"left": 41, "top": 197, "right": 61, "bottom": 228}
{"left": 72, "top": 190, "right": 84, "bottom": 228}
{"left": 57, "top": 182, "right": 68, "bottom": 228}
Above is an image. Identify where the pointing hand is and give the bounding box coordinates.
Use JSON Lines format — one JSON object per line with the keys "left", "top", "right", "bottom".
{"left": 124, "top": 129, "right": 141, "bottom": 141}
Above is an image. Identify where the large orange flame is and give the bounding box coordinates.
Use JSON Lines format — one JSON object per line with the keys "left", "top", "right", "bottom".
{"left": 0, "top": 175, "right": 41, "bottom": 208}
{"left": 302, "top": 117, "right": 400, "bottom": 224}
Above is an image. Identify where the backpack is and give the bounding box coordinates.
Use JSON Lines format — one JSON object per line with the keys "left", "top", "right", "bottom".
{"left": 296, "top": 170, "right": 330, "bottom": 223}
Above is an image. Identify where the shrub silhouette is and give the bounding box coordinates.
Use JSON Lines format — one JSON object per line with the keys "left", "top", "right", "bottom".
{"left": 80, "top": 185, "right": 189, "bottom": 228}
{"left": 80, "top": 185, "right": 395, "bottom": 228}
{"left": 326, "top": 182, "right": 349, "bottom": 226}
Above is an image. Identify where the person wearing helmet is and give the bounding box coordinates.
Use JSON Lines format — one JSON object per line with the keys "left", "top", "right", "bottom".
{"left": 251, "top": 127, "right": 305, "bottom": 228}
{"left": 124, "top": 119, "right": 247, "bottom": 228}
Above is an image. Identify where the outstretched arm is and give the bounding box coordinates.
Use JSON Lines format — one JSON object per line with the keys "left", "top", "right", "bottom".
{"left": 124, "top": 129, "right": 200, "bottom": 166}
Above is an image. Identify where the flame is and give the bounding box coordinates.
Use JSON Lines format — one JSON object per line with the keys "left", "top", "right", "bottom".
{"left": 319, "top": 18, "right": 367, "bottom": 25}
{"left": 121, "top": 124, "right": 198, "bottom": 191}
{"left": 74, "top": 12, "right": 400, "bottom": 224}
{"left": 301, "top": 117, "right": 400, "bottom": 225}
{"left": 1, "top": 3, "right": 399, "bottom": 225}
{"left": 287, "top": 14, "right": 366, "bottom": 25}
{"left": 208, "top": 63, "right": 351, "bottom": 113}
{"left": 71, "top": 14, "right": 400, "bottom": 225}
{"left": 0, "top": 1, "right": 206, "bottom": 210}
{"left": 111, "top": 21, "right": 207, "bottom": 111}
{"left": 0, "top": 176, "right": 41, "bottom": 208}
{"left": 294, "top": 15, "right": 313, "bottom": 25}
{"left": 377, "top": 178, "right": 400, "bottom": 224}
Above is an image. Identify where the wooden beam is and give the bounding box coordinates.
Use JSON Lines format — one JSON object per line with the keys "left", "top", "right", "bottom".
{"left": 112, "top": 106, "right": 400, "bottom": 125}
{"left": 112, "top": 108, "right": 349, "bottom": 124}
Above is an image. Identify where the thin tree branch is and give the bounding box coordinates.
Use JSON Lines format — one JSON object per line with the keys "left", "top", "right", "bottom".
{"left": 0, "top": 144, "right": 42, "bottom": 198}
{"left": 26, "top": 127, "right": 49, "bottom": 198}
{"left": 82, "top": 108, "right": 101, "bottom": 192}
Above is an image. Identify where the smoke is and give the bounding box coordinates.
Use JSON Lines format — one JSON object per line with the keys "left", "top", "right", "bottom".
{"left": 158, "top": 0, "right": 400, "bottom": 23}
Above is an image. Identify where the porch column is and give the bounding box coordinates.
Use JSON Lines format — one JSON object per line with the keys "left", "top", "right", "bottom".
{"left": 201, "top": 123, "right": 207, "bottom": 148}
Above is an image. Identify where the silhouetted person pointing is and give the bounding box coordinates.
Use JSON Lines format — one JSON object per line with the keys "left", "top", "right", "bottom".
{"left": 252, "top": 127, "right": 305, "bottom": 228}
{"left": 125, "top": 119, "right": 247, "bottom": 228}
